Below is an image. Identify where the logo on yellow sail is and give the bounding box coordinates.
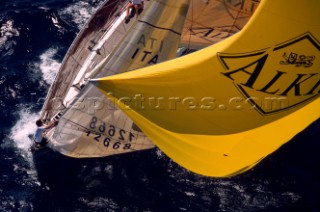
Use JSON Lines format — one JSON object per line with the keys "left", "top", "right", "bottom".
{"left": 218, "top": 32, "right": 319, "bottom": 115}
{"left": 280, "top": 52, "right": 315, "bottom": 68}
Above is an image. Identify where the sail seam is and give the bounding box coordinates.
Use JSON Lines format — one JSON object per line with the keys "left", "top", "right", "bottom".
{"left": 138, "top": 20, "right": 181, "bottom": 35}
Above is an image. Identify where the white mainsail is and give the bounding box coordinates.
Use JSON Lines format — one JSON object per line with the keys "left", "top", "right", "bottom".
{"left": 45, "top": 0, "right": 192, "bottom": 157}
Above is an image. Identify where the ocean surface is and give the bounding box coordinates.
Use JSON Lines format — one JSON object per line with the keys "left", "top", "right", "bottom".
{"left": 0, "top": 0, "right": 319, "bottom": 211}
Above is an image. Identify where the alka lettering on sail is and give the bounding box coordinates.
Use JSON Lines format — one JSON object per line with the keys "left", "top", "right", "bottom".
{"left": 218, "top": 32, "right": 320, "bottom": 115}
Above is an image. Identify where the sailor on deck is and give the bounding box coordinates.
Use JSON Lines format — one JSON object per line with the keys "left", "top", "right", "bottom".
{"left": 34, "top": 119, "right": 58, "bottom": 147}
{"left": 125, "top": 0, "right": 144, "bottom": 21}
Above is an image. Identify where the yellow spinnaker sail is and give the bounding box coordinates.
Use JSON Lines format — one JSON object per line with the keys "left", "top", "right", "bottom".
{"left": 92, "top": 0, "right": 320, "bottom": 177}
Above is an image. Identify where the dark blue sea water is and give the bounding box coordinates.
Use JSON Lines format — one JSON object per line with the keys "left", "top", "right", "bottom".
{"left": 0, "top": 0, "right": 319, "bottom": 211}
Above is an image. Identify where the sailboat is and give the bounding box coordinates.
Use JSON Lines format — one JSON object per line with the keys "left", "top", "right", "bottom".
{"left": 92, "top": 0, "right": 320, "bottom": 177}
{"left": 38, "top": 0, "right": 258, "bottom": 159}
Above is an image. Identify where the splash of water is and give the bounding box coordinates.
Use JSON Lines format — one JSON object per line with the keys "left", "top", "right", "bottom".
{"left": 11, "top": 47, "right": 62, "bottom": 150}
{"left": 9, "top": 109, "right": 39, "bottom": 151}
{"left": 0, "top": 19, "right": 20, "bottom": 57}
{"left": 58, "top": 1, "right": 102, "bottom": 30}
{"left": 38, "top": 48, "right": 61, "bottom": 84}
{"left": 0, "top": 19, "right": 19, "bottom": 44}
{"left": 7, "top": 0, "right": 100, "bottom": 151}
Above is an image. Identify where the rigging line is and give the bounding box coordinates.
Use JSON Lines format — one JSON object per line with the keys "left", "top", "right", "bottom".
{"left": 228, "top": 0, "right": 257, "bottom": 34}
{"left": 229, "top": 7, "right": 241, "bottom": 34}
{"left": 59, "top": 116, "right": 102, "bottom": 135}
{"left": 105, "top": 0, "right": 126, "bottom": 24}
{"left": 137, "top": 20, "right": 181, "bottom": 36}
{"left": 92, "top": 0, "right": 122, "bottom": 40}
{"left": 187, "top": 0, "right": 194, "bottom": 49}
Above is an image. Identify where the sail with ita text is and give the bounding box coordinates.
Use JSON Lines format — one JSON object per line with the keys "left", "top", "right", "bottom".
{"left": 42, "top": 0, "right": 190, "bottom": 157}
{"left": 92, "top": 0, "right": 320, "bottom": 177}
{"left": 39, "top": 0, "right": 259, "bottom": 160}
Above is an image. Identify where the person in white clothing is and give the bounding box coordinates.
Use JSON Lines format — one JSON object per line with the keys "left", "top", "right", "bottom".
{"left": 34, "top": 119, "right": 58, "bottom": 147}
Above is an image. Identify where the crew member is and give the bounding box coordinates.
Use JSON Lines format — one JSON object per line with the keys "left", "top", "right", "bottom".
{"left": 34, "top": 119, "right": 58, "bottom": 147}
